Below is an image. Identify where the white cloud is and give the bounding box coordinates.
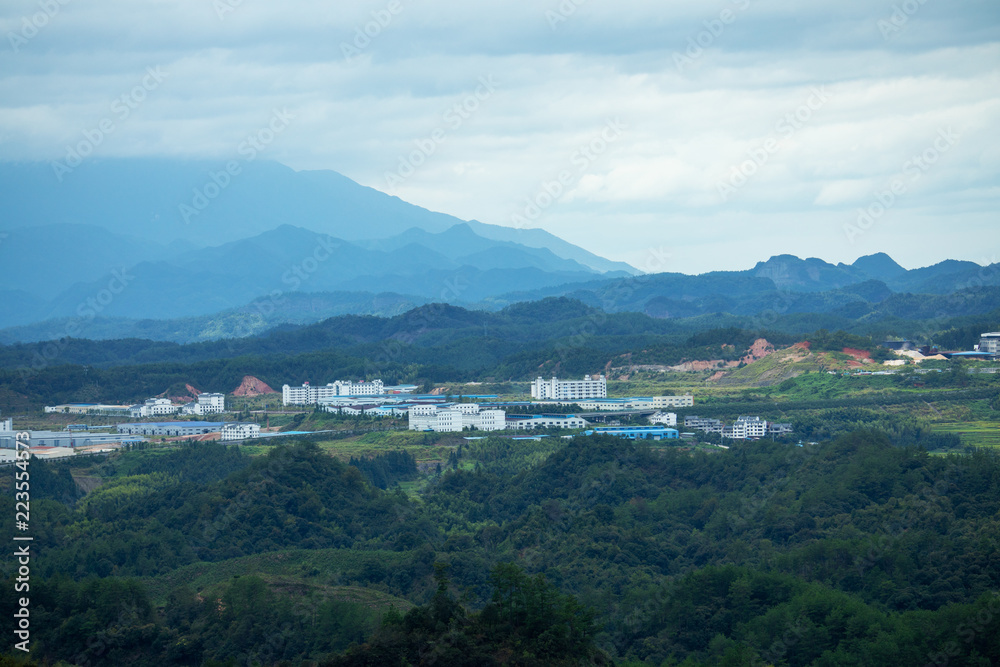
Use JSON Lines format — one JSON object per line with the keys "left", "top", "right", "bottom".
{"left": 0, "top": 0, "right": 998, "bottom": 272}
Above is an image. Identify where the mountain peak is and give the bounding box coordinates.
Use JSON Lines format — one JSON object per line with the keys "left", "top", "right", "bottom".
{"left": 851, "top": 253, "right": 906, "bottom": 281}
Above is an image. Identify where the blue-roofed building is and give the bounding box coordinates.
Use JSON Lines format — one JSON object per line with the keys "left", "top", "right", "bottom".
{"left": 585, "top": 426, "right": 680, "bottom": 441}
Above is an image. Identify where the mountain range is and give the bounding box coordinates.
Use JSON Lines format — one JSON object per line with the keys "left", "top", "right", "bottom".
{"left": 1, "top": 158, "right": 997, "bottom": 345}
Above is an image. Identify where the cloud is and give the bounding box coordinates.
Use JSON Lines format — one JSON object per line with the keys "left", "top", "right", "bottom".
{"left": 0, "top": 0, "right": 998, "bottom": 272}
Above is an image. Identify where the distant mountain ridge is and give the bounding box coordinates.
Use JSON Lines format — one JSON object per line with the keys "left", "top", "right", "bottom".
{"left": 0, "top": 158, "right": 637, "bottom": 273}
{"left": 1, "top": 158, "right": 996, "bottom": 343}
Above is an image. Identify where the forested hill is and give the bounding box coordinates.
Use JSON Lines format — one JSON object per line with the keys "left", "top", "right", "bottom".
{"left": 2, "top": 433, "right": 999, "bottom": 665}
{"left": 1, "top": 297, "right": 998, "bottom": 409}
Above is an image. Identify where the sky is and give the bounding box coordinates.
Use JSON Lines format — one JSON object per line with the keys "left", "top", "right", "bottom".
{"left": 1, "top": 0, "right": 998, "bottom": 275}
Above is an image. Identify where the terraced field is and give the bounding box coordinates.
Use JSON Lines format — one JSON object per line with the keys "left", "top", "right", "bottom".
{"left": 930, "top": 421, "right": 1000, "bottom": 449}
{"left": 142, "top": 548, "right": 415, "bottom": 607}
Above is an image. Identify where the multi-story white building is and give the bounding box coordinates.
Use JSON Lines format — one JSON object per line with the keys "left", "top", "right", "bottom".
{"left": 0, "top": 411, "right": 12, "bottom": 433}
{"left": 408, "top": 404, "right": 506, "bottom": 432}
{"left": 724, "top": 416, "right": 768, "bottom": 440}
{"left": 531, "top": 375, "right": 606, "bottom": 401}
{"left": 283, "top": 380, "right": 385, "bottom": 405}
{"left": 979, "top": 332, "right": 1000, "bottom": 354}
{"left": 221, "top": 422, "right": 261, "bottom": 441}
{"left": 649, "top": 412, "right": 677, "bottom": 427}
{"left": 196, "top": 393, "right": 226, "bottom": 414}
{"left": 650, "top": 395, "right": 694, "bottom": 408}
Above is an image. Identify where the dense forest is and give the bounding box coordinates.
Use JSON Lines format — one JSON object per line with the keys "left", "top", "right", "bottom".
{"left": 1, "top": 297, "right": 997, "bottom": 409}
{"left": 2, "top": 429, "right": 999, "bottom": 665}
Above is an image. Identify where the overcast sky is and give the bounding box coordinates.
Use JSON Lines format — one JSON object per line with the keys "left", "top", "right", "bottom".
{"left": 1, "top": 0, "right": 998, "bottom": 274}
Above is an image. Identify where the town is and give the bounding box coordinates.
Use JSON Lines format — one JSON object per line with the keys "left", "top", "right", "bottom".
{"left": 3, "top": 331, "right": 998, "bottom": 462}
{"left": 0, "top": 372, "right": 793, "bottom": 461}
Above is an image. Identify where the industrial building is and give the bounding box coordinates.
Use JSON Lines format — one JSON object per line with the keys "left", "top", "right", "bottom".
{"left": 530, "top": 375, "right": 606, "bottom": 401}
{"left": 282, "top": 380, "right": 385, "bottom": 405}
{"left": 551, "top": 395, "right": 693, "bottom": 411}
{"left": 586, "top": 426, "right": 679, "bottom": 441}
{"left": 117, "top": 421, "right": 225, "bottom": 437}
{"left": 0, "top": 430, "right": 145, "bottom": 450}
{"left": 44, "top": 403, "right": 132, "bottom": 416}
{"left": 506, "top": 414, "right": 588, "bottom": 430}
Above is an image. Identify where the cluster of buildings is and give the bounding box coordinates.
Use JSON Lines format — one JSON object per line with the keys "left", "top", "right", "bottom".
{"left": 46, "top": 394, "right": 226, "bottom": 418}
{"left": 882, "top": 333, "right": 1000, "bottom": 364}
{"left": 1, "top": 410, "right": 148, "bottom": 460}
{"left": 127, "top": 393, "right": 225, "bottom": 418}
{"left": 684, "top": 415, "right": 793, "bottom": 440}
{"left": 407, "top": 402, "right": 592, "bottom": 433}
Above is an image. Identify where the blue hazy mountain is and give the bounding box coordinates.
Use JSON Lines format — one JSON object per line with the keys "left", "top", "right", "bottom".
{"left": 0, "top": 223, "right": 613, "bottom": 327}
{"left": 0, "top": 158, "right": 638, "bottom": 274}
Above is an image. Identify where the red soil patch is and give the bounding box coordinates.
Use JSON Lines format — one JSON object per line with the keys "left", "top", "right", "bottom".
{"left": 842, "top": 347, "right": 872, "bottom": 361}
{"left": 742, "top": 338, "right": 776, "bottom": 365}
{"left": 232, "top": 375, "right": 277, "bottom": 397}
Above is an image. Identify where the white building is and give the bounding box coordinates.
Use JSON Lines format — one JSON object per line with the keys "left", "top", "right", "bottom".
{"left": 221, "top": 422, "right": 261, "bottom": 441}
{"left": 979, "top": 332, "right": 1000, "bottom": 354}
{"left": 408, "top": 403, "right": 506, "bottom": 432}
{"left": 506, "top": 414, "right": 588, "bottom": 430}
{"left": 724, "top": 416, "right": 768, "bottom": 440}
{"left": 196, "top": 393, "right": 226, "bottom": 414}
{"left": 282, "top": 380, "right": 385, "bottom": 405}
{"left": 0, "top": 411, "right": 12, "bottom": 433}
{"left": 531, "top": 375, "right": 606, "bottom": 401}
{"left": 129, "top": 398, "right": 181, "bottom": 418}
{"left": 650, "top": 395, "right": 694, "bottom": 408}
{"left": 649, "top": 412, "right": 677, "bottom": 427}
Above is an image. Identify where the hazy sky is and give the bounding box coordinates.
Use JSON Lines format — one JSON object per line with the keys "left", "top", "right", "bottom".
{"left": 1, "top": 0, "right": 998, "bottom": 274}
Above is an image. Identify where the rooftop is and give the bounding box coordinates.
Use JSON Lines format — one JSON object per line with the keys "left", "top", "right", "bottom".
{"left": 122, "top": 421, "right": 225, "bottom": 428}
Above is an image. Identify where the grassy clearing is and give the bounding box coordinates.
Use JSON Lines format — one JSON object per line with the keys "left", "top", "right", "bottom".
{"left": 142, "top": 548, "right": 414, "bottom": 604}
{"left": 930, "top": 421, "right": 1000, "bottom": 449}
